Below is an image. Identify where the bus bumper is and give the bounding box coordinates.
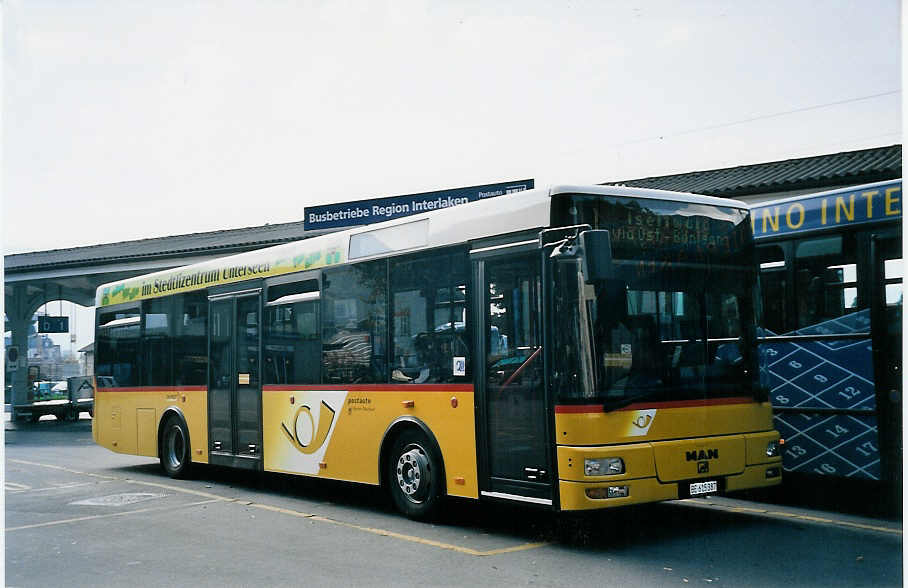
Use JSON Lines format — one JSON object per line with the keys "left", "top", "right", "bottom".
{"left": 558, "top": 464, "right": 782, "bottom": 511}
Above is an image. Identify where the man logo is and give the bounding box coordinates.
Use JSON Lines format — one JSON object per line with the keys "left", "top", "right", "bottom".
{"left": 698, "top": 461, "right": 709, "bottom": 474}
{"left": 686, "top": 449, "right": 719, "bottom": 461}
{"left": 281, "top": 401, "right": 336, "bottom": 455}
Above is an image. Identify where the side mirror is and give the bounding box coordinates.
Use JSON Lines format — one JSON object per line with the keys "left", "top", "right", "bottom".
{"left": 579, "top": 230, "right": 614, "bottom": 283}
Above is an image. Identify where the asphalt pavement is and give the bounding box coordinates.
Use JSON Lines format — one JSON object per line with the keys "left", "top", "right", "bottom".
{"left": 4, "top": 416, "right": 902, "bottom": 587}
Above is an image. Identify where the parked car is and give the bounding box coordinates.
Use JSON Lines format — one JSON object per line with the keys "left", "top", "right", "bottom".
{"left": 13, "top": 377, "right": 94, "bottom": 423}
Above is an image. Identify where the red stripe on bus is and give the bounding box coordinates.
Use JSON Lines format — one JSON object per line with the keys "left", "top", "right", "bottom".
{"left": 98, "top": 386, "right": 207, "bottom": 393}
{"left": 97, "top": 384, "right": 474, "bottom": 393}
{"left": 554, "top": 404, "right": 604, "bottom": 414}
{"left": 555, "top": 397, "right": 756, "bottom": 414}
{"left": 263, "top": 384, "right": 474, "bottom": 393}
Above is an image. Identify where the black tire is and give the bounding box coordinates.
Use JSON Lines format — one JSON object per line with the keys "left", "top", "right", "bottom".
{"left": 30, "top": 413, "right": 41, "bottom": 423}
{"left": 160, "top": 415, "right": 192, "bottom": 479}
{"left": 387, "top": 429, "right": 443, "bottom": 521}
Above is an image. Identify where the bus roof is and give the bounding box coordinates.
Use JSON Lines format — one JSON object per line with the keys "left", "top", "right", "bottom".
{"left": 751, "top": 179, "right": 901, "bottom": 240}
{"left": 95, "top": 184, "right": 749, "bottom": 307}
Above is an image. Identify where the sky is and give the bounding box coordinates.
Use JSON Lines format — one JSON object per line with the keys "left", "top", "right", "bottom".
{"left": 1, "top": 1, "right": 902, "bottom": 347}
{"left": 3, "top": 0, "right": 901, "bottom": 255}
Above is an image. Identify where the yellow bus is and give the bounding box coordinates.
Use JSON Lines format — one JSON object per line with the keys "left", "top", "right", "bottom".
{"left": 93, "top": 184, "right": 782, "bottom": 519}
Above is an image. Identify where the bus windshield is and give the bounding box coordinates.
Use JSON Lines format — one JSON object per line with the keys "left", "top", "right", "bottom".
{"left": 550, "top": 194, "right": 763, "bottom": 407}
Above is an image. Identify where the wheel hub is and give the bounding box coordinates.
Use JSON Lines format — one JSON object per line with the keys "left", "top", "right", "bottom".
{"left": 166, "top": 427, "right": 185, "bottom": 470}
{"left": 396, "top": 447, "right": 429, "bottom": 502}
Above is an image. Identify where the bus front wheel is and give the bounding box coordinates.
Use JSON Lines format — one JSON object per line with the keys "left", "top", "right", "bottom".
{"left": 160, "top": 415, "right": 192, "bottom": 479}
{"left": 387, "top": 429, "right": 442, "bottom": 521}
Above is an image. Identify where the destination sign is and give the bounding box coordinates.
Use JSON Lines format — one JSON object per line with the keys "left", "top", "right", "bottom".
{"left": 581, "top": 198, "right": 750, "bottom": 266}
{"left": 303, "top": 180, "right": 534, "bottom": 231}
{"left": 751, "top": 180, "right": 901, "bottom": 238}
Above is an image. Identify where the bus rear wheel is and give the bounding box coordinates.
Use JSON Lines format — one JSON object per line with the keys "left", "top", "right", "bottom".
{"left": 387, "top": 429, "right": 442, "bottom": 521}
{"left": 160, "top": 415, "right": 192, "bottom": 479}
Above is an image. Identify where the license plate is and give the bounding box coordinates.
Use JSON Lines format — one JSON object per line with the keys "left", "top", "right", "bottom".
{"left": 689, "top": 480, "right": 718, "bottom": 496}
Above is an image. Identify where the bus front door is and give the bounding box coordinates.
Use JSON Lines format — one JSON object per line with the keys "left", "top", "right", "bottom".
{"left": 475, "top": 251, "right": 554, "bottom": 506}
{"left": 208, "top": 291, "right": 263, "bottom": 470}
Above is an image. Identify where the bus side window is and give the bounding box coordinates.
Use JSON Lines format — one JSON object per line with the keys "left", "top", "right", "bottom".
{"left": 321, "top": 262, "right": 388, "bottom": 384}
{"left": 142, "top": 297, "right": 173, "bottom": 387}
{"left": 264, "top": 279, "right": 321, "bottom": 385}
{"left": 173, "top": 291, "right": 208, "bottom": 386}
{"left": 390, "top": 250, "right": 470, "bottom": 384}
{"left": 794, "top": 235, "right": 859, "bottom": 329}
{"left": 96, "top": 308, "right": 141, "bottom": 388}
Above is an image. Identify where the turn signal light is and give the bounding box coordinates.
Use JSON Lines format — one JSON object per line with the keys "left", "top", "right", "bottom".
{"left": 586, "top": 486, "right": 629, "bottom": 499}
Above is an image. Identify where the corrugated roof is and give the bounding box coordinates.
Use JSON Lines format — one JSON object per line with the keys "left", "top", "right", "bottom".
{"left": 6, "top": 220, "right": 338, "bottom": 272}
{"left": 605, "top": 144, "right": 902, "bottom": 197}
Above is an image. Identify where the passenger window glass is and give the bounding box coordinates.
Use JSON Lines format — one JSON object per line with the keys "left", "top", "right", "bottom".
{"left": 142, "top": 298, "right": 172, "bottom": 386}
{"left": 794, "top": 235, "right": 860, "bottom": 331}
{"left": 390, "top": 251, "right": 470, "bottom": 384}
{"left": 265, "top": 279, "right": 321, "bottom": 385}
{"left": 173, "top": 292, "right": 208, "bottom": 386}
{"left": 96, "top": 308, "right": 141, "bottom": 387}
{"left": 322, "top": 262, "right": 387, "bottom": 384}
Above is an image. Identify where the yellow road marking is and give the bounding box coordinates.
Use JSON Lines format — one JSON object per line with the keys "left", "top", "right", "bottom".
{"left": 7, "top": 499, "right": 222, "bottom": 532}
{"left": 8, "top": 459, "right": 549, "bottom": 556}
{"left": 252, "top": 502, "right": 549, "bottom": 556}
{"left": 679, "top": 498, "right": 902, "bottom": 536}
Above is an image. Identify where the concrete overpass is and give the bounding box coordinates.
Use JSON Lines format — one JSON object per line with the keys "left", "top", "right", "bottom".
{"left": 4, "top": 218, "right": 336, "bottom": 407}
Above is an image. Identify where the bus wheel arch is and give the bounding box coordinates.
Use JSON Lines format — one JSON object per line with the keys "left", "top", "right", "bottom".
{"left": 380, "top": 418, "right": 446, "bottom": 520}
{"left": 158, "top": 408, "right": 192, "bottom": 479}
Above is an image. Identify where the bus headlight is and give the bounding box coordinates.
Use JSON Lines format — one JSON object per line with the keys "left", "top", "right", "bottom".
{"left": 584, "top": 457, "right": 624, "bottom": 476}
{"left": 766, "top": 440, "right": 780, "bottom": 458}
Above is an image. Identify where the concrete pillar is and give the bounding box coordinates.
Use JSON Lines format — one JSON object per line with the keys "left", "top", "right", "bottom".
{"left": 8, "top": 315, "right": 32, "bottom": 407}
{"left": 5, "top": 284, "right": 44, "bottom": 414}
